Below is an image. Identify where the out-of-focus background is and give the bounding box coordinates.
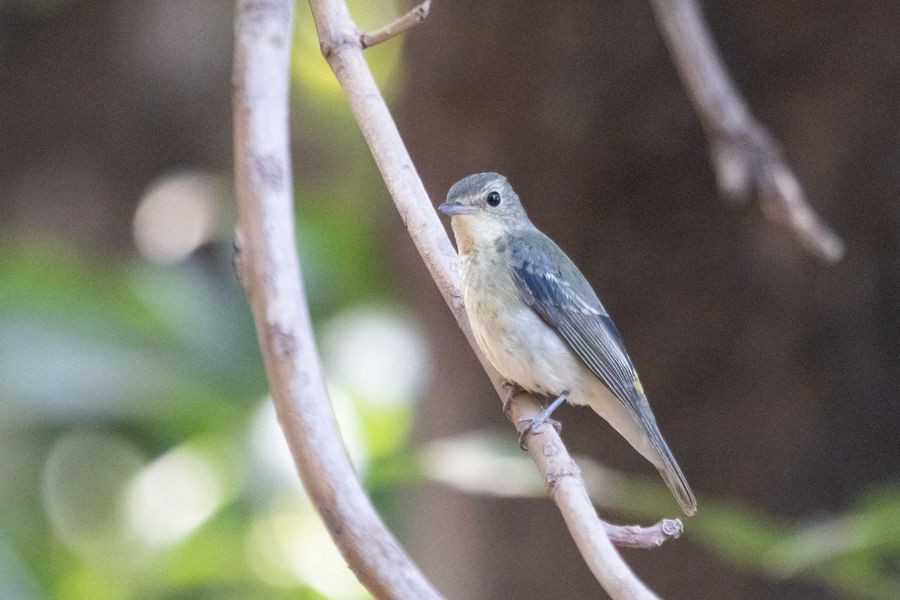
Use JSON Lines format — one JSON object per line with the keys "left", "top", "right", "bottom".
{"left": 0, "top": 1, "right": 897, "bottom": 598}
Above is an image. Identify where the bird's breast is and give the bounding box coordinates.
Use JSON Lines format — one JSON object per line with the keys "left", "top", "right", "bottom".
{"left": 460, "top": 248, "right": 581, "bottom": 396}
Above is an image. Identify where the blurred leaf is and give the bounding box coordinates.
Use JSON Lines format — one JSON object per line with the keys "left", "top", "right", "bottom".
{"left": 149, "top": 508, "right": 259, "bottom": 591}
{"left": 0, "top": 239, "right": 262, "bottom": 437}
{"left": 364, "top": 451, "right": 423, "bottom": 493}
{"left": 40, "top": 432, "right": 146, "bottom": 567}
{"left": 0, "top": 536, "right": 44, "bottom": 600}
{"left": 295, "top": 205, "right": 393, "bottom": 315}
{"left": 356, "top": 403, "right": 412, "bottom": 459}
{"left": 55, "top": 567, "right": 128, "bottom": 600}
{"left": 0, "top": 239, "right": 171, "bottom": 344}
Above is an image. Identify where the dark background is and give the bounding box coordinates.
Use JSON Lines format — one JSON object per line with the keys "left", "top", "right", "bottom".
{"left": 0, "top": 1, "right": 897, "bottom": 599}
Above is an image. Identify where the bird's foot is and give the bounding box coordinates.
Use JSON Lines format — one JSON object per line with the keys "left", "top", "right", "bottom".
{"left": 501, "top": 381, "right": 525, "bottom": 421}
{"left": 516, "top": 392, "right": 568, "bottom": 450}
{"left": 517, "top": 416, "right": 562, "bottom": 450}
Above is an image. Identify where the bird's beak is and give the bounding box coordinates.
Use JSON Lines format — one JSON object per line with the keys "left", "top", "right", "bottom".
{"left": 438, "top": 201, "right": 477, "bottom": 216}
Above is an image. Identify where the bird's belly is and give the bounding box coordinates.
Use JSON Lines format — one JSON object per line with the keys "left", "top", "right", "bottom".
{"left": 470, "top": 302, "right": 582, "bottom": 397}
{"left": 471, "top": 304, "right": 658, "bottom": 460}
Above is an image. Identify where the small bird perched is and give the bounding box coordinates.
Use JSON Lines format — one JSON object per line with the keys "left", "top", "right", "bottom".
{"left": 439, "top": 172, "right": 696, "bottom": 516}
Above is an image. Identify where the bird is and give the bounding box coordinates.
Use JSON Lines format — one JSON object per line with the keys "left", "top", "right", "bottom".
{"left": 438, "top": 172, "right": 696, "bottom": 516}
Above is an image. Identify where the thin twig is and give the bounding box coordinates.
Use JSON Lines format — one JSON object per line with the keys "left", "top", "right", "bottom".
{"left": 650, "top": 0, "right": 845, "bottom": 262}
{"left": 361, "top": 0, "right": 431, "bottom": 49}
{"left": 307, "top": 1, "right": 670, "bottom": 597}
{"left": 604, "top": 519, "right": 683, "bottom": 549}
{"left": 232, "top": 2, "right": 442, "bottom": 598}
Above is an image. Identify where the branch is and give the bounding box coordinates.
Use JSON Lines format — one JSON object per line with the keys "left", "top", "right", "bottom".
{"left": 361, "top": 0, "right": 431, "bottom": 49}
{"left": 650, "top": 0, "right": 845, "bottom": 262}
{"left": 605, "top": 518, "right": 683, "bottom": 549}
{"left": 232, "top": 2, "right": 442, "bottom": 599}
{"left": 307, "top": 1, "right": 672, "bottom": 597}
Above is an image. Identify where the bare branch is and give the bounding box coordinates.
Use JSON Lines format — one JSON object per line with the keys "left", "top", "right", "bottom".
{"left": 232, "top": 2, "right": 442, "bottom": 598}
{"left": 650, "top": 0, "right": 845, "bottom": 262}
{"left": 308, "top": 0, "right": 672, "bottom": 597}
{"left": 604, "top": 519, "right": 683, "bottom": 549}
{"left": 361, "top": 0, "right": 432, "bottom": 49}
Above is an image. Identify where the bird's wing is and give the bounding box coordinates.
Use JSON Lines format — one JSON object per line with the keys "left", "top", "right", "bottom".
{"left": 509, "top": 232, "right": 698, "bottom": 516}
{"left": 509, "top": 233, "right": 642, "bottom": 416}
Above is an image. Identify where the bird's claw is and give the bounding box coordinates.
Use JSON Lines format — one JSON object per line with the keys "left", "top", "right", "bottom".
{"left": 501, "top": 381, "right": 523, "bottom": 422}
{"left": 514, "top": 391, "right": 568, "bottom": 450}
{"left": 516, "top": 415, "right": 562, "bottom": 450}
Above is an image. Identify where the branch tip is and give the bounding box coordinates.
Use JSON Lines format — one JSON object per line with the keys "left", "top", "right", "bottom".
{"left": 603, "top": 518, "right": 683, "bottom": 549}
{"left": 360, "top": 0, "right": 432, "bottom": 49}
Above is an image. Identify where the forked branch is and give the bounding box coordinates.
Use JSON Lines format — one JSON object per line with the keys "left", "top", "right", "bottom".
{"left": 307, "top": 0, "right": 676, "bottom": 597}
{"left": 651, "top": 0, "right": 845, "bottom": 262}
{"left": 232, "top": 1, "right": 441, "bottom": 598}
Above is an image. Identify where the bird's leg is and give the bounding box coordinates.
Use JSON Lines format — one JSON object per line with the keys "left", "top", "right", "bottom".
{"left": 501, "top": 380, "right": 525, "bottom": 421}
{"left": 517, "top": 392, "right": 567, "bottom": 450}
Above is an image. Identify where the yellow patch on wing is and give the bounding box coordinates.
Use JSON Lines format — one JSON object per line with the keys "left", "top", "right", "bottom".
{"left": 633, "top": 376, "right": 645, "bottom": 395}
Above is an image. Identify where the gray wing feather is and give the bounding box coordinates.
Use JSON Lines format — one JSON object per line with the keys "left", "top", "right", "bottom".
{"left": 509, "top": 234, "right": 641, "bottom": 416}
{"left": 509, "top": 232, "right": 698, "bottom": 516}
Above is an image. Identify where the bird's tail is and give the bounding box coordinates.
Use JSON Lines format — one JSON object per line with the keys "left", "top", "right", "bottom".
{"left": 644, "top": 420, "right": 697, "bottom": 516}
{"left": 589, "top": 389, "right": 697, "bottom": 515}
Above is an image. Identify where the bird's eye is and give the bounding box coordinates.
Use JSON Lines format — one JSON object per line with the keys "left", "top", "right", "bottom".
{"left": 486, "top": 191, "right": 501, "bottom": 207}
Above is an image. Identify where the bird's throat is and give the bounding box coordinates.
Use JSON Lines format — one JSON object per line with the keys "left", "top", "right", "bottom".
{"left": 451, "top": 216, "right": 508, "bottom": 257}
{"left": 450, "top": 218, "right": 477, "bottom": 256}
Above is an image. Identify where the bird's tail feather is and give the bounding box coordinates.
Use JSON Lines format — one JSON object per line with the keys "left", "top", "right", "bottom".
{"left": 645, "top": 423, "right": 697, "bottom": 516}
{"left": 591, "top": 389, "right": 697, "bottom": 515}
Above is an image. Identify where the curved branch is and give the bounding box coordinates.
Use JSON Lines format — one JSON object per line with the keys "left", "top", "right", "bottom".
{"left": 232, "top": 2, "right": 442, "bottom": 598}
{"left": 307, "top": 0, "right": 671, "bottom": 597}
{"left": 650, "top": 0, "right": 845, "bottom": 262}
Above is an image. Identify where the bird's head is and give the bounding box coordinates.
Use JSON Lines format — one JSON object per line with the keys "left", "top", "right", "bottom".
{"left": 439, "top": 173, "right": 529, "bottom": 252}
